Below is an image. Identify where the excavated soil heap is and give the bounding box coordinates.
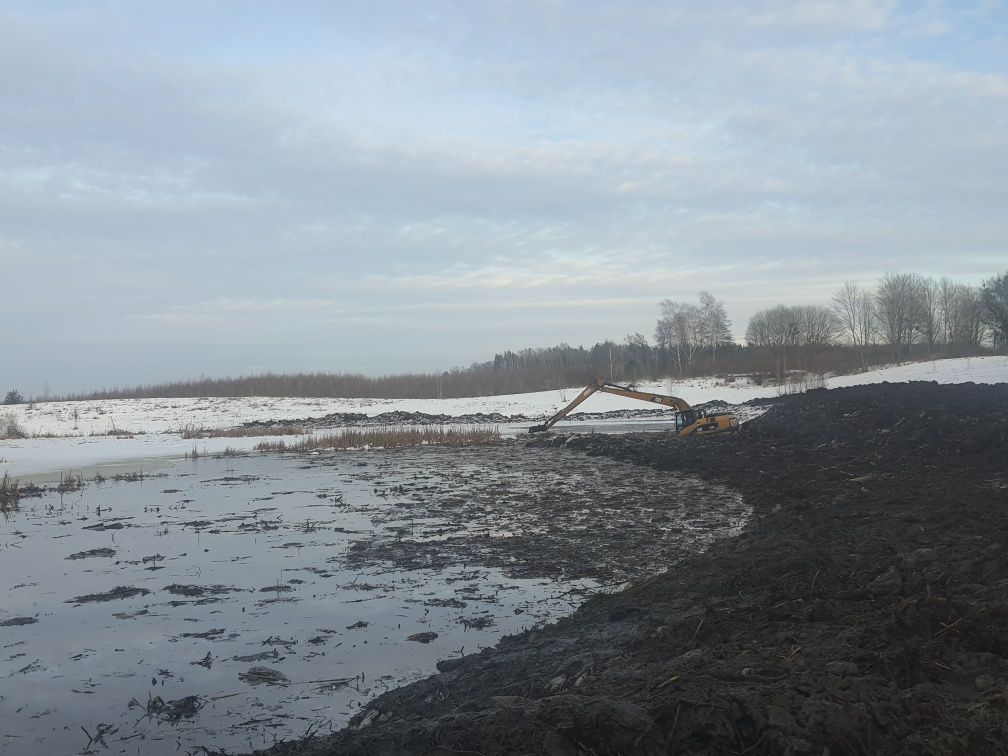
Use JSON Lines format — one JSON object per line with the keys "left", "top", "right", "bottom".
{"left": 254, "top": 381, "right": 1008, "bottom": 756}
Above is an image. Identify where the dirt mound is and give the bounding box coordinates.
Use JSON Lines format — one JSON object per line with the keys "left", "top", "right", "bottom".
{"left": 250, "top": 381, "right": 1008, "bottom": 756}
{"left": 244, "top": 410, "right": 528, "bottom": 430}
{"left": 244, "top": 402, "right": 744, "bottom": 430}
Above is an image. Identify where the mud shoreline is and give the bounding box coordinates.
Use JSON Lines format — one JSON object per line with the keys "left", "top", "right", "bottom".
{"left": 253, "top": 381, "right": 1008, "bottom": 755}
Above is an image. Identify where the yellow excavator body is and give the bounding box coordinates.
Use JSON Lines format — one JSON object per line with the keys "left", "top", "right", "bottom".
{"left": 677, "top": 412, "right": 737, "bottom": 436}
{"left": 528, "top": 378, "right": 738, "bottom": 436}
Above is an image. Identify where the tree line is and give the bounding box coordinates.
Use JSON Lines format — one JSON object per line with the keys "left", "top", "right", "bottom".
{"left": 832, "top": 274, "right": 994, "bottom": 363}
{"left": 10, "top": 270, "right": 1006, "bottom": 403}
{"left": 660, "top": 271, "right": 1006, "bottom": 380}
{"left": 744, "top": 273, "right": 1003, "bottom": 364}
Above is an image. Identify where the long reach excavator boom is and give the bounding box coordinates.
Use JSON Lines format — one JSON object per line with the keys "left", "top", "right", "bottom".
{"left": 528, "top": 379, "right": 737, "bottom": 436}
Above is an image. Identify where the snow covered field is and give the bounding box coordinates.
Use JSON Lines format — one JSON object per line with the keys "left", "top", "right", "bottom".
{"left": 2, "top": 356, "right": 1006, "bottom": 479}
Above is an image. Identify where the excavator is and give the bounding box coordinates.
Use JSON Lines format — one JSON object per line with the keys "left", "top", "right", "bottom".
{"left": 528, "top": 378, "right": 738, "bottom": 436}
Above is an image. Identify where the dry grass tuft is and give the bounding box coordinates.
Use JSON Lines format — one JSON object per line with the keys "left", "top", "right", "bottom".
{"left": 180, "top": 424, "right": 305, "bottom": 439}
{"left": 57, "top": 471, "right": 85, "bottom": 494}
{"left": 111, "top": 469, "right": 165, "bottom": 482}
{"left": 1, "top": 472, "right": 21, "bottom": 511}
{"left": 1, "top": 412, "right": 27, "bottom": 440}
{"left": 255, "top": 425, "right": 499, "bottom": 453}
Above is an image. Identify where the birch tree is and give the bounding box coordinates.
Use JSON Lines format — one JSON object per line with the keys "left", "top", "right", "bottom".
{"left": 698, "top": 291, "right": 732, "bottom": 360}
{"left": 655, "top": 299, "right": 704, "bottom": 376}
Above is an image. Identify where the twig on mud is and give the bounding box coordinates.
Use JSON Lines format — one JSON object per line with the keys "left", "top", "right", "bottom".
{"left": 810, "top": 568, "right": 821, "bottom": 596}
{"left": 436, "top": 745, "right": 487, "bottom": 755}
{"left": 81, "top": 723, "right": 117, "bottom": 751}
{"left": 207, "top": 691, "right": 243, "bottom": 702}
{"left": 296, "top": 718, "right": 327, "bottom": 744}
{"left": 293, "top": 676, "right": 356, "bottom": 686}
{"left": 653, "top": 674, "right": 680, "bottom": 692}
{"left": 936, "top": 617, "right": 962, "bottom": 636}
{"left": 556, "top": 578, "right": 630, "bottom": 600}
{"left": 823, "top": 464, "right": 858, "bottom": 477}
{"left": 691, "top": 614, "right": 706, "bottom": 645}
{"left": 625, "top": 574, "right": 663, "bottom": 594}
{"left": 570, "top": 737, "right": 600, "bottom": 756}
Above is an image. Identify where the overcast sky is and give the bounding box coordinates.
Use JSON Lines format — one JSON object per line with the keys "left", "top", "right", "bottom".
{"left": 2, "top": 1, "right": 1006, "bottom": 395}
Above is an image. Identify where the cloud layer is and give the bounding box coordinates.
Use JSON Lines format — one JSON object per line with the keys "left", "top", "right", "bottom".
{"left": 2, "top": 1, "right": 1006, "bottom": 392}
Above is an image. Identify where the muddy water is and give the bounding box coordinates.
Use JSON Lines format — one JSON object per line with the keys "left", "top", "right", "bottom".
{"left": 0, "top": 445, "right": 748, "bottom": 754}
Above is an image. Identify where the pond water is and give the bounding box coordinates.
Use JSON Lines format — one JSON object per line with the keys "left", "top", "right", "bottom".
{"left": 0, "top": 444, "right": 748, "bottom": 755}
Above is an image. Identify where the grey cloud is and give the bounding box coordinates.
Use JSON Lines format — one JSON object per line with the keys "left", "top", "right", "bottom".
{"left": 0, "top": 2, "right": 1005, "bottom": 393}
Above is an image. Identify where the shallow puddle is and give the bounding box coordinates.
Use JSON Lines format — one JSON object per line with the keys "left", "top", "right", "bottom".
{"left": 0, "top": 444, "right": 747, "bottom": 754}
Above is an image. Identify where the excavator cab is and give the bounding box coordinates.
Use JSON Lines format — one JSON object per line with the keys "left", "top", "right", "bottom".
{"left": 674, "top": 409, "right": 699, "bottom": 434}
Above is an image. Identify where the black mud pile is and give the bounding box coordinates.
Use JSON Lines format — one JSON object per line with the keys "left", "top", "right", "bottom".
{"left": 241, "top": 400, "right": 737, "bottom": 430}
{"left": 253, "top": 381, "right": 1008, "bottom": 756}
{"left": 243, "top": 410, "right": 528, "bottom": 430}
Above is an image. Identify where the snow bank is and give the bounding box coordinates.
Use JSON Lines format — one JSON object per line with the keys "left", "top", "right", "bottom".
{"left": 2, "top": 356, "right": 1006, "bottom": 478}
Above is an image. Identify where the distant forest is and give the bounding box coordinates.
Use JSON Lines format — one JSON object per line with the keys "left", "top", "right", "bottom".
{"left": 50, "top": 269, "right": 1008, "bottom": 402}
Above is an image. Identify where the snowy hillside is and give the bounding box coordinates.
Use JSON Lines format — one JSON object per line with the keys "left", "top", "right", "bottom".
{"left": 6, "top": 356, "right": 1007, "bottom": 438}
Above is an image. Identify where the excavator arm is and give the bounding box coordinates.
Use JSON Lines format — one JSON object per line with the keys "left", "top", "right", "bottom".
{"left": 528, "top": 379, "right": 696, "bottom": 433}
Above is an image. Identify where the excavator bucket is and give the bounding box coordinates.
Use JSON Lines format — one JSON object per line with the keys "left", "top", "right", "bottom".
{"left": 527, "top": 424, "right": 549, "bottom": 433}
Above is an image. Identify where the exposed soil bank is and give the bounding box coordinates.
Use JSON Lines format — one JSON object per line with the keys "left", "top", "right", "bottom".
{"left": 240, "top": 399, "right": 740, "bottom": 431}
{"left": 252, "top": 381, "right": 1008, "bottom": 756}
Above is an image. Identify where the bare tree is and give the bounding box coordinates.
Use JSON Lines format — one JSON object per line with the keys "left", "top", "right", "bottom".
{"left": 982, "top": 272, "right": 1008, "bottom": 348}
{"left": 832, "top": 281, "right": 875, "bottom": 366}
{"left": 795, "top": 305, "right": 842, "bottom": 345}
{"left": 958, "top": 286, "right": 987, "bottom": 347}
{"left": 917, "top": 276, "right": 941, "bottom": 352}
{"left": 746, "top": 304, "right": 838, "bottom": 349}
{"left": 875, "top": 272, "right": 923, "bottom": 359}
{"left": 744, "top": 309, "right": 770, "bottom": 349}
{"left": 940, "top": 278, "right": 987, "bottom": 348}
{"left": 623, "top": 333, "right": 650, "bottom": 384}
{"left": 655, "top": 299, "right": 704, "bottom": 376}
{"left": 745, "top": 306, "right": 797, "bottom": 349}
{"left": 698, "top": 291, "right": 732, "bottom": 360}
{"left": 654, "top": 303, "right": 676, "bottom": 370}
{"left": 938, "top": 277, "right": 958, "bottom": 347}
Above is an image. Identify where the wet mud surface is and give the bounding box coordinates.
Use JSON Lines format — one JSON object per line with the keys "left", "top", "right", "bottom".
{"left": 341, "top": 448, "right": 747, "bottom": 584}
{"left": 265, "top": 381, "right": 1008, "bottom": 756}
{"left": 0, "top": 447, "right": 745, "bottom": 754}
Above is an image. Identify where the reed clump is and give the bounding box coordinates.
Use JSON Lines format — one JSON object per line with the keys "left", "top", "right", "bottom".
{"left": 57, "top": 471, "right": 85, "bottom": 494}
{"left": 1, "top": 472, "right": 20, "bottom": 510}
{"left": 255, "top": 425, "right": 499, "bottom": 453}
{"left": 1, "top": 412, "right": 26, "bottom": 440}
{"left": 180, "top": 424, "right": 305, "bottom": 439}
